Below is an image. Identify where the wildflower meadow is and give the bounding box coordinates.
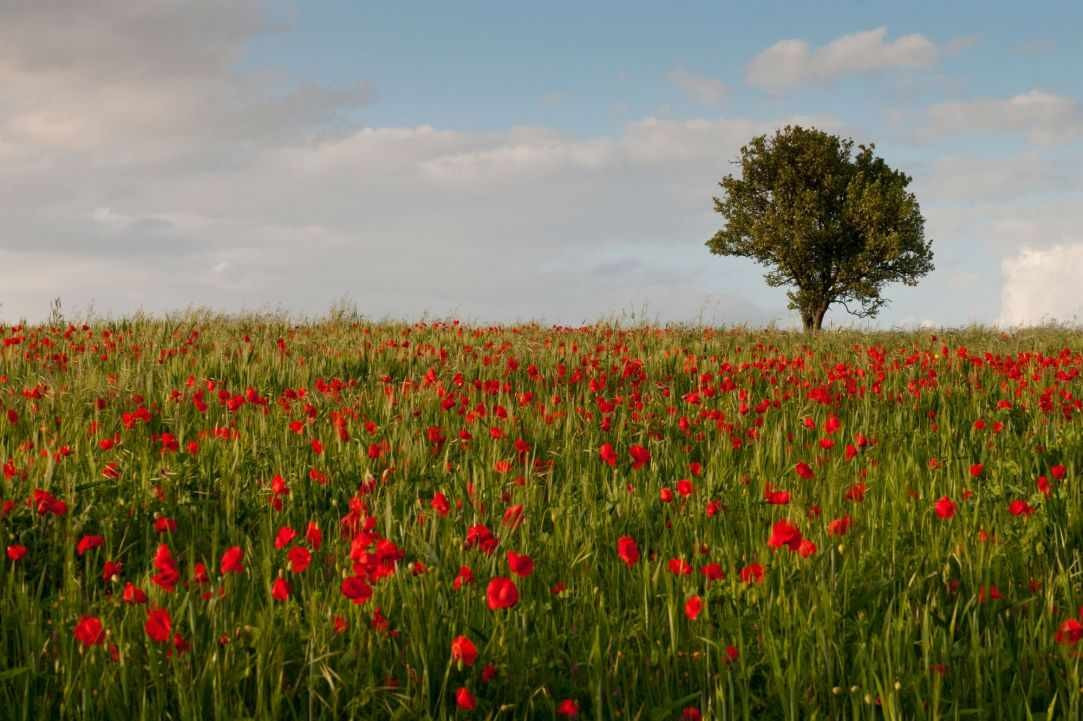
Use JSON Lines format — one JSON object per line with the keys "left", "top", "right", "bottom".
{"left": 3, "top": 316, "right": 1083, "bottom": 720}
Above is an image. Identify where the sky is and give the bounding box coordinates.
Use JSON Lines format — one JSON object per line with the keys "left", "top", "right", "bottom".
{"left": 2, "top": 1, "right": 1082, "bottom": 328}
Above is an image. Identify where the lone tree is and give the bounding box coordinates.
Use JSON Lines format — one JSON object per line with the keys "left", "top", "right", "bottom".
{"left": 707, "top": 125, "right": 933, "bottom": 331}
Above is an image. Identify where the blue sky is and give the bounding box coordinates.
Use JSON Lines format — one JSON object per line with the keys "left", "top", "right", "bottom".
{"left": 1, "top": 2, "right": 1082, "bottom": 327}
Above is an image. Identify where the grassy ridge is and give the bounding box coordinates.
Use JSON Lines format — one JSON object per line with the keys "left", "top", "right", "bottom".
{"left": 2, "top": 318, "right": 1083, "bottom": 720}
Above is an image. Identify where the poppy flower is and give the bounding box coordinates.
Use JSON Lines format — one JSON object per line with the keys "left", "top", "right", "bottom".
{"left": 764, "top": 484, "right": 790, "bottom": 505}
{"left": 271, "top": 577, "right": 290, "bottom": 602}
{"left": 797, "top": 539, "right": 817, "bottom": 558}
{"left": 341, "top": 576, "right": 373, "bottom": 605}
{"left": 1008, "top": 499, "right": 1034, "bottom": 517}
{"left": 101, "top": 560, "right": 122, "bottom": 582}
{"left": 827, "top": 516, "right": 852, "bottom": 536}
{"left": 145, "top": 607, "right": 172, "bottom": 644}
{"left": 287, "top": 546, "right": 312, "bottom": 573}
{"left": 969, "top": 463, "right": 984, "bottom": 478}
{"left": 682, "top": 708, "right": 703, "bottom": 721}
{"left": 122, "top": 582, "right": 147, "bottom": 604}
{"left": 151, "top": 544, "right": 180, "bottom": 592}
{"left": 506, "top": 551, "right": 534, "bottom": 578}
{"left": 73, "top": 615, "right": 105, "bottom": 647}
{"left": 486, "top": 576, "right": 519, "bottom": 610}
{"left": 305, "top": 522, "right": 323, "bottom": 550}
{"left": 934, "top": 496, "right": 956, "bottom": 520}
{"left": 452, "top": 565, "right": 475, "bottom": 590}
{"left": 450, "top": 634, "right": 478, "bottom": 667}
{"left": 598, "top": 442, "right": 618, "bottom": 468}
{"left": 676, "top": 479, "right": 694, "bottom": 497}
{"left": 795, "top": 462, "right": 814, "bottom": 480}
{"left": 1056, "top": 618, "right": 1083, "bottom": 645}
{"left": 1052, "top": 464, "right": 1067, "bottom": 480}
{"left": 739, "top": 564, "right": 764, "bottom": 584}
{"left": 700, "top": 562, "right": 724, "bottom": 582}
{"left": 616, "top": 536, "right": 640, "bottom": 567}
{"left": 557, "top": 699, "right": 580, "bottom": 718}
{"left": 220, "top": 546, "right": 244, "bottom": 575}
{"left": 629, "top": 445, "right": 650, "bottom": 470}
{"left": 76, "top": 534, "right": 104, "bottom": 556}
{"left": 274, "top": 526, "right": 297, "bottom": 550}
{"left": 455, "top": 687, "right": 477, "bottom": 711}
{"left": 767, "top": 520, "right": 803, "bottom": 552}
{"left": 684, "top": 595, "right": 703, "bottom": 620}
{"left": 668, "top": 558, "right": 692, "bottom": 575}
{"left": 6, "top": 544, "right": 27, "bottom": 561}
{"left": 725, "top": 644, "right": 740, "bottom": 662}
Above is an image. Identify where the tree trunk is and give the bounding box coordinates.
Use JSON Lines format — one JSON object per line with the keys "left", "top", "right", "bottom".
{"left": 801, "top": 305, "right": 829, "bottom": 332}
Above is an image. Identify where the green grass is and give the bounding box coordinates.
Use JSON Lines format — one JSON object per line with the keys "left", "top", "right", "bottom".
{"left": 2, "top": 317, "right": 1083, "bottom": 720}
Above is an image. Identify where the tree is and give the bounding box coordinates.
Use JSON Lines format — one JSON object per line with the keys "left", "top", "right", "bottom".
{"left": 707, "top": 125, "right": 933, "bottom": 331}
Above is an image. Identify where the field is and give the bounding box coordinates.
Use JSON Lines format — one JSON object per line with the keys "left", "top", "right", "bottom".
{"left": 3, "top": 317, "right": 1083, "bottom": 720}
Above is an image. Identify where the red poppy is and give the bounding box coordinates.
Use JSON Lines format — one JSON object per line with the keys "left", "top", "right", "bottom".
{"left": 305, "top": 522, "right": 323, "bottom": 550}
{"left": 341, "top": 576, "right": 373, "bottom": 605}
{"left": 506, "top": 550, "right": 534, "bottom": 578}
{"left": 287, "top": 546, "right": 312, "bottom": 573}
{"left": 1008, "top": 499, "right": 1034, "bottom": 517}
{"left": 122, "top": 582, "right": 147, "bottom": 604}
{"left": 700, "top": 562, "right": 724, "bottom": 582}
{"left": 452, "top": 565, "right": 475, "bottom": 590}
{"left": 599, "top": 443, "right": 618, "bottom": 467}
{"left": 220, "top": 546, "right": 244, "bottom": 575}
{"left": 826, "top": 516, "right": 852, "bottom": 536}
{"left": 486, "top": 576, "right": 519, "bottom": 610}
{"left": 767, "top": 520, "right": 803, "bottom": 552}
{"left": 151, "top": 544, "right": 180, "bottom": 592}
{"left": 6, "top": 544, "right": 27, "bottom": 561}
{"left": 145, "top": 607, "right": 172, "bottom": 644}
{"left": 76, "top": 534, "right": 104, "bottom": 556}
{"left": 969, "top": 463, "right": 984, "bottom": 478}
{"left": 676, "top": 479, "right": 694, "bottom": 497}
{"left": 740, "top": 564, "right": 764, "bottom": 584}
{"left": 450, "top": 634, "right": 478, "bottom": 667}
{"left": 455, "top": 687, "right": 477, "bottom": 711}
{"left": 271, "top": 577, "right": 290, "bottom": 602}
{"left": 934, "top": 496, "right": 956, "bottom": 519}
{"left": 795, "top": 462, "right": 814, "bottom": 480}
{"left": 629, "top": 445, "right": 651, "bottom": 470}
{"left": 101, "top": 560, "right": 122, "bottom": 582}
{"left": 73, "top": 615, "right": 105, "bottom": 647}
{"left": 557, "top": 699, "right": 580, "bottom": 718}
{"left": 1056, "top": 618, "right": 1083, "bottom": 645}
{"left": 797, "top": 539, "right": 817, "bottom": 558}
{"left": 1052, "top": 464, "right": 1067, "bottom": 480}
{"left": 616, "top": 536, "right": 640, "bottom": 567}
{"left": 684, "top": 595, "right": 703, "bottom": 620}
{"left": 274, "top": 526, "right": 297, "bottom": 550}
{"left": 668, "top": 558, "right": 692, "bottom": 575}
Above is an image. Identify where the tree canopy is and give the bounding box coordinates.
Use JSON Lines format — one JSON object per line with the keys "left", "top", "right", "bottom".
{"left": 707, "top": 125, "right": 933, "bottom": 331}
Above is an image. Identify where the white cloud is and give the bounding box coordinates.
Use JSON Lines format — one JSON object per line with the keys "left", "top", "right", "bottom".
{"left": 1000, "top": 244, "right": 1083, "bottom": 326}
{"left": 668, "top": 68, "right": 728, "bottom": 106}
{"left": 746, "top": 27, "right": 939, "bottom": 93}
{"left": 923, "top": 90, "right": 1083, "bottom": 144}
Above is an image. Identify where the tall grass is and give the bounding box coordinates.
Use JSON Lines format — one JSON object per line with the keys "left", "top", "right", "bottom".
{"left": 2, "top": 318, "right": 1083, "bottom": 719}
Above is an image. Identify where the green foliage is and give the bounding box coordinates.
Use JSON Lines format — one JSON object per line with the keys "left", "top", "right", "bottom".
{"left": 708, "top": 125, "right": 933, "bottom": 331}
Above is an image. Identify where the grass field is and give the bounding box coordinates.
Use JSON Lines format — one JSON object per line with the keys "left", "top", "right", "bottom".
{"left": 3, "top": 316, "right": 1083, "bottom": 720}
